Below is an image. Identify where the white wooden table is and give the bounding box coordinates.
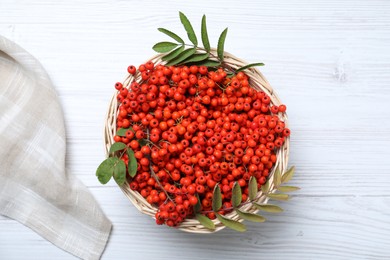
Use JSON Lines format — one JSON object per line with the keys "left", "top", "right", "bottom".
{"left": 1, "top": 1, "right": 390, "bottom": 259}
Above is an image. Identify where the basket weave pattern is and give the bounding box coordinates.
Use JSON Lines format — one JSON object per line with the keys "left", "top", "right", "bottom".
{"left": 104, "top": 50, "right": 290, "bottom": 233}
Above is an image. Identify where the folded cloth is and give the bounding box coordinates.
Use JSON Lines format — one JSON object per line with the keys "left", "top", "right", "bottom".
{"left": 0, "top": 35, "right": 112, "bottom": 259}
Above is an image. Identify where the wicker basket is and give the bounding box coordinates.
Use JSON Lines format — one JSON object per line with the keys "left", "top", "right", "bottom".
{"left": 104, "top": 49, "right": 290, "bottom": 233}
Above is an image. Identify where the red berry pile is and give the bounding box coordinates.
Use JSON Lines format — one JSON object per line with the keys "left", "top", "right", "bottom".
{"left": 113, "top": 62, "right": 290, "bottom": 227}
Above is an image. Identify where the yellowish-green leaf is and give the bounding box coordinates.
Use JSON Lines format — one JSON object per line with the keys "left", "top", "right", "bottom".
{"left": 216, "top": 213, "right": 246, "bottom": 232}
{"left": 261, "top": 178, "right": 270, "bottom": 194}
{"left": 282, "top": 166, "right": 295, "bottom": 183}
{"left": 273, "top": 166, "right": 281, "bottom": 187}
{"left": 127, "top": 149, "right": 138, "bottom": 177}
{"left": 236, "top": 63, "right": 265, "bottom": 73}
{"left": 231, "top": 182, "right": 242, "bottom": 208}
{"left": 248, "top": 176, "right": 258, "bottom": 200}
{"left": 201, "top": 15, "right": 210, "bottom": 52}
{"left": 196, "top": 214, "right": 215, "bottom": 230}
{"left": 113, "top": 159, "right": 126, "bottom": 185}
{"left": 109, "top": 142, "right": 127, "bottom": 154}
{"left": 277, "top": 186, "right": 300, "bottom": 192}
{"left": 179, "top": 12, "right": 198, "bottom": 46}
{"left": 253, "top": 203, "right": 283, "bottom": 213}
{"left": 267, "top": 193, "right": 290, "bottom": 201}
{"left": 236, "top": 209, "right": 266, "bottom": 223}
{"left": 162, "top": 46, "right": 185, "bottom": 62}
{"left": 212, "top": 184, "right": 222, "bottom": 212}
{"left": 165, "top": 48, "right": 196, "bottom": 66}
{"left": 158, "top": 28, "right": 184, "bottom": 44}
{"left": 217, "top": 28, "right": 228, "bottom": 61}
{"left": 152, "top": 42, "right": 178, "bottom": 53}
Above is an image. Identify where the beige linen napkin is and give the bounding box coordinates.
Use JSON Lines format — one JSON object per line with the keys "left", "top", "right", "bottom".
{"left": 0, "top": 35, "right": 112, "bottom": 259}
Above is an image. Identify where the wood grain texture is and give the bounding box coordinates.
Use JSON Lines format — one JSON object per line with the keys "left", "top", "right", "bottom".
{"left": 1, "top": 0, "right": 390, "bottom": 259}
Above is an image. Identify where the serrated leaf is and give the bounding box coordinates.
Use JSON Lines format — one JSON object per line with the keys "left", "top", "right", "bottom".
{"left": 158, "top": 28, "right": 184, "bottom": 44}
{"left": 236, "top": 209, "right": 266, "bottom": 223}
{"left": 249, "top": 176, "right": 258, "bottom": 200}
{"left": 192, "top": 59, "right": 220, "bottom": 67}
{"left": 216, "top": 213, "right": 246, "bottom": 232}
{"left": 96, "top": 157, "right": 116, "bottom": 184}
{"left": 231, "top": 182, "right": 242, "bottom": 208}
{"left": 217, "top": 28, "right": 228, "bottom": 61}
{"left": 116, "top": 127, "right": 134, "bottom": 137}
{"left": 113, "top": 159, "right": 126, "bottom": 185}
{"left": 109, "top": 142, "right": 127, "bottom": 154}
{"left": 201, "top": 15, "right": 210, "bottom": 52}
{"left": 182, "top": 53, "right": 209, "bottom": 64}
{"left": 274, "top": 166, "right": 281, "bottom": 187}
{"left": 253, "top": 203, "right": 284, "bottom": 213}
{"left": 127, "top": 149, "right": 138, "bottom": 177}
{"left": 165, "top": 48, "right": 196, "bottom": 66}
{"left": 162, "top": 45, "right": 185, "bottom": 62}
{"left": 152, "top": 42, "right": 178, "bottom": 53}
{"left": 277, "top": 186, "right": 300, "bottom": 192}
{"left": 179, "top": 12, "right": 197, "bottom": 46}
{"left": 196, "top": 214, "right": 215, "bottom": 230}
{"left": 236, "top": 63, "right": 265, "bottom": 73}
{"left": 267, "top": 193, "right": 290, "bottom": 201}
{"left": 282, "top": 166, "right": 295, "bottom": 183}
{"left": 194, "top": 193, "right": 201, "bottom": 213}
{"left": 212, "top": 184, "right": 222, "bottom": 212}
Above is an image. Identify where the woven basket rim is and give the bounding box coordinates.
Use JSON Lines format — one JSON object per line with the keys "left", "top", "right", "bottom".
{"left": 103, "top": 49, "right": 290, "bottom": 233}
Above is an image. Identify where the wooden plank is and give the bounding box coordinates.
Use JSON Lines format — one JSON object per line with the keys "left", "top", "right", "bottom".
{"left": 1, "top": 0, "right": 390, "bottom": 259}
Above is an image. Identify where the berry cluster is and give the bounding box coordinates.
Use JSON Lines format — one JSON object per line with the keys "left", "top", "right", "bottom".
{"left": 113, "top": 61, "right": 290, "bottom": 227}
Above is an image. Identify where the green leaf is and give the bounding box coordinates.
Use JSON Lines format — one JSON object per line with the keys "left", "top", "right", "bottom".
{"left": 277, "top": 186, "right": 300, "bottom": 192}
{"left": 282, "top": 166, "right": 295, "bottom": 183}
{"left": 253, "top": 203, "right": 284, "bottom": 213}
{"left": 116, "top": 127, "right": 134, "bottom": 137}
{"left": 196, "top": 214, "right": 215, "bottom": 230}
{"left": 194, "top": 193, "right": 202, "bottom": 213}
{"left": 158, "top": 28, "right": 184, "bottom": 44}
{"left": 201, "top": 15, "right": 210, "bottom": 52}
{"left": 96, "top": 157, "right": 116, "bottom": 184}
{"left": 217, "top": 28, "right": 228, "bottom": 61}
{"left": 152, "top": 42, "right": 178, "bottom": 53}
{"left": 273, "top": 166, "right": 282, "bottom": 187}
{"left": 248, "top": 176, "right": 258, "bottom": 201}
{"left": 182, "top": 53, "right": 209, "bottom": 64}
{"left": 109, "top": 142, "right": 127, "bottom": 154}
{"left": 162, "top": 45, "right": 185, "bottom": 62}
{"left": 127, "top": 149, "right": 138, "bottom": 177}
{"left": 113, "top": 159, "right": 126, "bottom": 185}
{"left": 216, "top": 213, "right": 246, "bottom": 232}
{"left": 236, "top": 63, "right": 265, "bottom": 73}
{"left": 236, "top": 209, "right": 266, "bottom": 223}
{"left": 212, "top": 184, "right": 222, "bottom": 212}
{"left": 231, "top": 182, "right": 242, "bottom": 208}
{"left": 267, "top": 193, "right": 290, "bottom": 201}
{"left": 192, "top": 59, "right": 220, "bottom": 67}
{"left": 138, "top": 139, "right": 148, "bottom": 147}
{"left": 166, "top": 48, "right": 196, "bottom": 66}
{"left": 179, "top": 12, "right": 198, "bottom": 46}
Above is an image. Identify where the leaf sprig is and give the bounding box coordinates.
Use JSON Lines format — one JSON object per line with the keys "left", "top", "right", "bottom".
{"left": 152, "top": 12, "right": 264, "bottom": 72}
{"left": 96, "top": 128, "right": 140, "bottom": 185}
{"left": 195, "top": 166, "right": 298, "bottom": 231}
